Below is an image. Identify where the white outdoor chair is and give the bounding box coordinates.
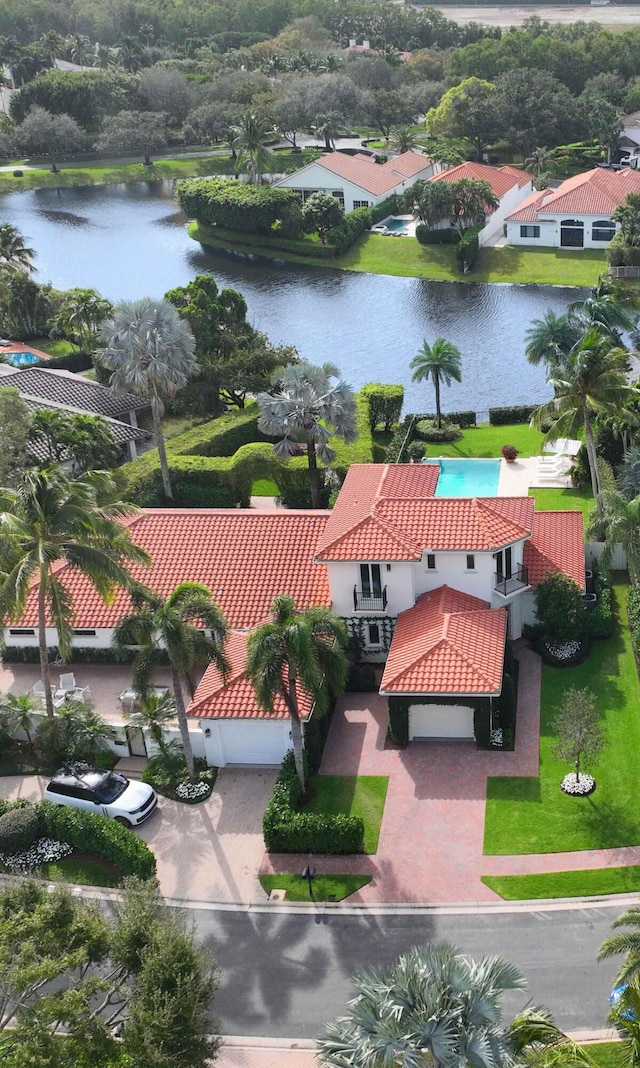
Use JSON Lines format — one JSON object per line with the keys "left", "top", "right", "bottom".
{"left": 58, "top": 673, "right": 77, "bottom": 693}
{"left": 68, "top": 685, "right": 91, "bottom": 702}
{"left": 32, "top": 680, "right": 51, "bottom": 704}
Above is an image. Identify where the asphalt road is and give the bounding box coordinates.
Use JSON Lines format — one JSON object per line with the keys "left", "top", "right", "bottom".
{"left": 183, "top": 902, "right": 626, "bottom": 1038}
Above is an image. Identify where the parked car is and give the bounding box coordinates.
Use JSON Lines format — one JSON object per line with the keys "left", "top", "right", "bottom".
{"left": 44, "top": 766, "right": 157, "bottom": 827}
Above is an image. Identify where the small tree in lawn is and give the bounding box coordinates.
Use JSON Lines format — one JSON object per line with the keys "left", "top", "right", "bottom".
{"left": 553, "top": 687, "right": 603, "bottom": 795}
{"left": 302, "top": 191, "right": 344, "bottom": 244}
{"left": 534, "top": 572, "right": 585, "bottom": 646}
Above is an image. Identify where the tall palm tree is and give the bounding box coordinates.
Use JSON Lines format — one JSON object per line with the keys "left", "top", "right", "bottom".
{"left": 0, "top": 468, "right": 149, "bottom": 719}
{"left": 619, "top": 445, "right": 640, "bottom": 500}
{"left": 230, "top": 111, "right": 274, "bottom": 184}
{"left": 0, "top": 692, "right": 37, "bottom": 751}
{"left": 246, "top": 595, "right": 347, "bottom": 792}
{"left": 313, "top": 112, "right": 344, "bottom": 151}
{"left": 524, "top": 145, "right": 557, "bottom": 178}
{"left": 599, "top": 907, "right": 640, "bottom": 986}
{"left": 52, "top": 288, "right": 113, "bottom": 352}
{"left": 113, "top": 582, "right": 230, "bottom": 780}
{"left": 388, "top": 125, "right": 420, "bottom": 155}
{"left": 124, "top": 689, "right": 178, "bottom": 755}
{"left": 588, "top": 489, "right": 640, "bottom": 579}
{"left": 257, "top": 360, "right": 357, "bottom": 509}
{"left": 525, "top": 310, "right": 581, "bottom": 370}
{"left": 532, "top": 328, "right": 640, "bottom": 504}
{"left": 319, "top": 942, "right": 593, "bottom": 1068}
{"left": 608, "top": 983, "right": 640, "bottom": 1066}
{"left": 0, "top": 224, "right": 35, "bottom": 274}
{"left": 411, "top": 338, "right": 462, "bottom": 428}
{"left": 98, "top": 298, "right": 197, "bottom": 502}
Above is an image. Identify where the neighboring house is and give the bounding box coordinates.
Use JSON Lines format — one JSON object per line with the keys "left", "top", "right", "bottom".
{"left": 4, "top": 463, "right": 587, "bottom": 757}
{"left": 345, "top": 38, "right": 412, "bottom": 61}
{"left": 427, "top": 162, "right": 533, "bottom": 246}
{"left": 619, "top": 109, "right": 640, "bottom": 158}
{"left": 273, "top": 150, "right": 434, "bottom": 214}
{"left": 505, "top": 167, "right": 640, "bottom": 248}
{"left": 0, "top": 366, "right": 149, "bottom": 427}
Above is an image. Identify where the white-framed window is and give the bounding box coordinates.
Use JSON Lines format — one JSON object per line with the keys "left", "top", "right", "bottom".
{"left": 331, "top": 190, "right": 345, "bottom": 208}
{"left": 466, "top": 554, "right": 475, "bottom": 571}
{"left": 360, "top": 563, "right": 382, "bottom": 598}
{"left": 353, "top": 199, "right": 370, "bottom": 209}
{"left": 520, "top": 225, "right": 540, "bottom": 239}
{"left": 366, "top": 622, "right": 382, "bottom": 647}
{"left": 9, "top": 627, "right": 35, "bottom": 636}
{"left": 592, "top": 220, "right": 616, "bottom": 242}
{"left": 426, "top": 554, "right": 436, "bottom": 570}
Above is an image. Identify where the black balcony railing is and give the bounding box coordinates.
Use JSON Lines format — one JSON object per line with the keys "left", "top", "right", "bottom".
{"left": 494, "top": 564, "right": 529, "bottom": 596}
{"left": 353, "top": 585, "right": 388, "bottom": 612}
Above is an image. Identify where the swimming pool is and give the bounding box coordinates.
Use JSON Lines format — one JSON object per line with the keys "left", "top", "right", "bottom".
{"left": 429, "top": 458, "right": 501, "bottom": 497}
{"left": 7, "top": 352, "right": 40, "bottom": 367}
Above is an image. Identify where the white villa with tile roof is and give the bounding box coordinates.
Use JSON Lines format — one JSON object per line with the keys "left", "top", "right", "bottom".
{"left": 426, "top": 162, "right": 533, "bottom": 245}
{"left": 3, "top": 463, "right": 585, "bottom": 762}
{"left": 273, "top": 149, "right": 434, "bottom": 213}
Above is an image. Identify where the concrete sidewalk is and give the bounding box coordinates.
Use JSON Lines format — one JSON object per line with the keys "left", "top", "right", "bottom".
{"left": 218, "top": 1038, "right": 317, "bottom": 1067}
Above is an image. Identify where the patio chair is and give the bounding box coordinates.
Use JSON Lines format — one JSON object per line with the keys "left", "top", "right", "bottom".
{"left": 68, "top": 685, "right": 91, "bottom": 702}
{"left": 58, "top": 673, "right": 77, "bottom": 693}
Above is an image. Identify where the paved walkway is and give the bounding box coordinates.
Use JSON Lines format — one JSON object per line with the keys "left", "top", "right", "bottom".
{"left": 218, "top": 1040, "right": 317, "bottom": 1068}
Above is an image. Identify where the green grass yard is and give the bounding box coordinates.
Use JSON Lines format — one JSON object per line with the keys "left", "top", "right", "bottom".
{"left": 528, "top": 486, "right": 595, "bottom": 524}
{"left": 483, "top": 866, "right": 640, "bottom": 900}
{"left": 426, "top": 422, "right": 544, "bottom": 459}
{"left": 304, "top": 775, "right": 388, "bottom": 854}
{"left": 484, "top": 580, "right": 640, "bottom": 856}
{"left": 38, "top": 852, "right": 123, "bottom": 888}
{"left": 584, "top": 1044, "right": 625, "bottom": 1068}
{"left": 251, "top": 479, "right": 279, "bottom": 496}
{"left": 259, "top": 874, "right": 371, "bottom": 901}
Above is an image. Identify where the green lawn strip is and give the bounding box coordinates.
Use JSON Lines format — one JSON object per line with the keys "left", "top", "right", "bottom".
{"left": 30, "top": 337, "right": 77, "bottom": 358}
{"left": 482, "top": 866, "right": 640, "bottom": 900}
{"left": 251, "top": 478, "right": 279, "bottom": 496}
{"left": 528, "top": 486, "right": 595, "bottom": 524}
{"left": 427, "top": 422, "right": 544, "bottom": 459}
{"left": 582, "top": 1043, "right": 625, "bottom": 1068}
{"left": 484, "top": 579, "right": 640, "bottom": 854}
{"left": 38, "top": 852, "right": 123, "bottom": 888}
{"left": 304, "top": 775, "right": 388, "bottom": 854}
{"left": 259, "top": 873, "right": 371, "bottom": 902}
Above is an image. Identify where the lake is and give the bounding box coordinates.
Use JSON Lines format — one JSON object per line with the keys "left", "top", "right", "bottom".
{"left": 0, "top": 181, "right": 583, "bottom": 414}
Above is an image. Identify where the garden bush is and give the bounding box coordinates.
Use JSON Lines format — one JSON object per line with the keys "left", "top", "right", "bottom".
{"left": 263, "top": 752, "right": 364, "bottom": 854}
{"left": 176, "top": 178, "right": 303, "bottom": 236}
{"left": 44, "top": 351, "right": 93, "bottom": 373}
{"left": 584, "top": 561, "right": 614, "bottom": 640}
{"left": 534, "top": 572, "right": 585, "bottom": 643}
{"left": 361, "top": 383, "right": 404, "bottom": 431}
{"left": 387, "top": 697, "right": 409, "bottom": 747}
{"left": 385, "top": 415, "right": 414, "bottom": 462}
{"left": 455, "top": 226, "right": 480, "bottom": 273}
{"left": 416, "top": 225, "right": 459, "bottom": 245}
{"left": 192, "top": 222, "right": 336, "bottom": 260}
{"left": 415, "top": 419, "right": 462, "bottom": 443}
{"left": 369, "top": 194, "right": 399, "bottom": 224}
{"left": 38, "top": 801, "right": 156, "bottom": 878}
{"left": 0, "top": 807, "right": 40, "bottom": 854}
{"left": 628, "top": 582, "right": 640, "bottom": 663}
{"left": 406, "top": 440, "right": 426, "bottom": 461}
{"left": 417, "top": 409, "right": 476, "bottom": 429}
{"left": 489, "top": 405, "right": 538, "bottom": 426}
{"left": 328, "top": 206, "right": 372, "bottom": 255}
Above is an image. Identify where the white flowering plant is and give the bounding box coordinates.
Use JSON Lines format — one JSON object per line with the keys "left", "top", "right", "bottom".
{"left": 0, "top": 837, "right": 72, "bottom": 874}
{"left": 175, "top": 780, "right": 211, "bottom": 800}
{"left": 560, "top": 772, "right": 595, "bottom": 796}
{"left": 544, "top": 639, "right": 582, "bottom": 663}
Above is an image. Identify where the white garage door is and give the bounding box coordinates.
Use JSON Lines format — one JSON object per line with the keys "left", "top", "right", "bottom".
{"left": 409, "top": 703, "right": 475, "bottom": 740}
{"left": 219, "top": 720, "right": 288, "bottom": 765}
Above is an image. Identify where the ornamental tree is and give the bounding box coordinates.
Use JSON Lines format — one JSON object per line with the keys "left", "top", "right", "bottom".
{"left": 302, "top": 191, "right": 344, "bottom": 243}
{"left": 553, "top": 687, "right": 604, "bottom": 787}
{"left": 533, "top": 572, "right": 584, "bottom": 644}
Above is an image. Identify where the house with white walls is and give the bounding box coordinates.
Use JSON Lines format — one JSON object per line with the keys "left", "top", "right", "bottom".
{"left": 425, "top": 161, "right": 533, "bottom": 245}
{"left": 3, "top": 465, "right": 585, "bottom": 755}
{"left": 273, "top": 150, "right": 434, "bottom": 214}
{"left": 505, "top": 167, "right": 640, "bottom": 248}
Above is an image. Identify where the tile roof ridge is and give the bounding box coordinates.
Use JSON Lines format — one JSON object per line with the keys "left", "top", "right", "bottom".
{"left": 369, "top": 502, "right": 422, "bottom": 556}
{"left": 446, "top": 625, "right": 505, "bottom": 692}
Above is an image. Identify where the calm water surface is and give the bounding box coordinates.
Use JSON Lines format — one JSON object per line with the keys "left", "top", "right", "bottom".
{"left": 1, "top": 181, "right": 583, "bottom": 412}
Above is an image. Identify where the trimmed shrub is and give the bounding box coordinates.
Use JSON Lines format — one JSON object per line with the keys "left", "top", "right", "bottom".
{"left": 608, "top": 231, "right": 640, "bottom": 269}
{"left": 629, "top": 583, "right": 640, "bottom": 663}
{"left": 361, "top": 383, "right": 404, "bottom": 431}
{"left": 387, "top": 697, "right": 409, "bottom": 746}
{"left": 406, "top": 440, "right": 426, "bottom": 461}
{"left": 370, "top": 194, "right": 399, "bottom": 224}
{"left": 176, "top": 178, "right": 303, "bottom": 236}
{"left": 38, "top": 800, "right": 156, "bottom": 878}
{"left": 499, "top": 673, "right": 516, "bottom": 734}
{"left": 44, "top": 351, "right": 93, "bottom": 373}
{"left": 584, "top": 561, "right": 614, "bottom": 640}
{"left": 192, "top": 222, "right": 336, "bottom": 260}
{"left": 489, "top": 405, "right": 537, "bottom": 426}
{"left": 263, "top": 752, "right": 364, "bottom": 854}
{"left": 328, "top": 206, "right": 372, "bottom": 255}
{"left": 304, "top": 705, "right": 335, "bottom": 775}
{"left": 415, "top": 419, "right": 462, "bottom": 443}
{"left": 534, "top": 572, "right": 585, "bottom": 643}
{"left": 455, "top": 226, "right": 480, "bottom": 273}
{"left": 474, "top": 705, "right": 490, "bottom": 748}
{"left": 0, "top": 807, "right": 40, "bottom": 854}
{"left": 415, "top": 410, "right": 476, "bottom": 428}
{"left": 416, "top": 225, "right": 459, "bottom": 245}
{"left": 385, "top": 415, "right": 414, "bottom": 463}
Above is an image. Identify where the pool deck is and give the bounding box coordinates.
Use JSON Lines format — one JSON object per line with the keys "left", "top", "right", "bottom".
{"left": 498, "top": 456, "right": 573, "bottom": 494}
{"left": 0, "top": 341, "right": 52, "bottom": 363}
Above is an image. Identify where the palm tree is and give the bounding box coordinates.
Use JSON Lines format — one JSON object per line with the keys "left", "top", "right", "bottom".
{"left": 113, "top": 582, "right": 230, "bottom": 780}
{"left": 619, "top": 445, "right": 640, "bottom": 500}
{"left": 599, "top": 907, "right": 640, "bottom": 986}
{"left": 98, "top": 298, "right": 197, "bottom": 502}
{"left": 0, "top": 468, "right": 149, "bottom": 720}
{"left": 588, "top": 489, "right": 640, "bottom": 579}
{"left": 52, "top": 288, "right": 113, "bottom": 352}
{"left": 124, "top": 689, "right": 178, "bottom": 755}
{"left": 246, "top": 595, "right": 347, "bottom": 792}
{"left": 388, "top": 125, "right": 420, "bottom": 154}
{"left": 230, "top": 111, "right": 274, "bottom": 184}
{"left": 60, "top": 701, "right": 116, "bottom": 763}
{"left": 257, "top": 360, "right": 357, "bottom": 509}
{"left": 313, "top": 112, "right": 344, "bottom": 151}
{"left": 318, "top": 942, "right": 593, "bottom": 1068}
{"left": 0, "top": 692, "right": 37, "bottom": 751}
{"left": 524, "top": 145, "right": 557, "bottom": 178}
{"left": 0, "top": 224, "right": 35, "bottom": 274}
{"left": 525, "top": 310, "right": 581, "bottom": 370}
{"left": 410, "top": 338, "right": 462, "bottom": 428}
{"left": 532, "top": 328, "right": 640, "bottom": 504}
{"left": 608, "top": 983, "right": 640, "bottom": 1065}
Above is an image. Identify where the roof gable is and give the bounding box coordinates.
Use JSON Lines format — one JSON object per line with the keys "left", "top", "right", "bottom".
{"left": 523, "top": 510, "right": 585, "bottom": 590}
{"left": 286, "top": 149, "right": 431, "bottom": 197}
{"left": 0, "top": 366, "right": 148, "bottom": 419}
{"left": 507, "top": 168, "right": 640, "bottom": 222}
{"left": 431, "top": 162, "right": 530, "bottom": 199}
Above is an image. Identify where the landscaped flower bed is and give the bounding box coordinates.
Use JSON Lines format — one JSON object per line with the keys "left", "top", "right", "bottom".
{"left": 560, "top": 772, "right": 596, "bottom": 796}
{"left": 175, "top": 779, "right": 211, "bottom": 801}
{"left": 0, "top": 836, "right": 72, "bottom": 873}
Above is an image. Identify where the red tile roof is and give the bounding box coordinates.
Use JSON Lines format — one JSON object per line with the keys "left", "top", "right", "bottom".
{"left": 309, "top": 150, "right": 432, "bottom": 196}
{"left": 315, "top": 464, "right": 534, "bottom": 560}
{"left": 187, "top": 631, "right": 314, "bottom": 721}
{"left": 504, "top": 188, "right": 549, "bottom": 224}
{"left": 431, "top": 162, "right": 530, "bottom": 199}
{"left": 380, "top": 586, "right": 506, "bottom": 695}
{"left": 523, "top": 510, "right": 585, "bottom": 590}
{"left": 506, "top": 167, "right": 640, "bottom": 222}
{"left": 17, "top": 509, "right": 331, "bottom": 630}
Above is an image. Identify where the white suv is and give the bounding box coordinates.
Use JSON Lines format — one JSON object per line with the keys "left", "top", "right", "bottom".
{"left": 44, "top": 766, "right": 158, "bottom": 827}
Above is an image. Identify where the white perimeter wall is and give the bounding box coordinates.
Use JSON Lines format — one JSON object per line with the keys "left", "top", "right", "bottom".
{"left": 479, "top": 180, "right": 533, "bottom": 246}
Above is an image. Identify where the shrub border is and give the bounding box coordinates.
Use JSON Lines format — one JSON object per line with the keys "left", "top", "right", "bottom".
{"left": 263, "top": 752, "right": 364, "bottom": 854}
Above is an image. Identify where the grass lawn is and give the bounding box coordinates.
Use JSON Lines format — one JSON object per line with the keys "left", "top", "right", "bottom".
{"left": 138, "top": 412, "right": 205, "bottom": 439}
{"left": 252, "top": 478, "right": 279, "bottom": 496}
{"left": 31, "top": 337, "right": 77, "bottom": 358}
{"left": 584, "top": 1043, "right": 625, "bottom": 1068}
{"left": 528, "top": 486, "right": 595, "bottom": 524}
{"left": 484, "top": 579, "right": 640, "bottom": 855}
{"left": 39, "top": 852, "right": 123, "bottom": 888}
{"left": 429, "top": 422, "right": 544, "bottom": 459}
{"left": 337, "top": 235, "right": 606, "bottom": 287}
{"left": 304, "top": 775, "right": 388, "bottom": 854}
{"left": 483, "top": 866, "right": 640, "bottom": 900}
{"left": 259, "top": 873, "right": 371, "bottom": 902}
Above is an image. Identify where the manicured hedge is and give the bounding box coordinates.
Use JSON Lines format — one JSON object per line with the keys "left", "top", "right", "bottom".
{"left": 416, "top": 225, "right": 459, "bottom": 245}
{"left": 263, "top": 752, "right": 364, "bottom": 854}
{"left": 328, "top": 206, "right": 372, "bottom": 255}
{"left": 361, "top": 383, "right": 404, "bottom": 431}
{"left": 417, "top": 409, "right": 476, "bottom": 429}
{"left": 385, "top": 415, "right": 414, "bottom": 463}
{"left": 628, "top": 582, "right": 640, "bottom": 664}
{"left": 191, "top": 222, "right": 337, "bottom": 260}
{"left": 44, "top": 351, "right": 93, "bottom": 373}
{"left": 0, "top": 645, "right": 140, "bottom": 663}
{"left": 176, "top": 178, "right": 303, "bottom": 236}
{"left": 370, "top": 194, "right": 399, "bottom": 224}
{"left": 455, "top": 226, "right": 480, "bottom": 273}
{"left": 489, "top": 405, "right": 538, "bottom": 426}
{"left": 387, "top": 697, "right": 409, "bottom": 747}
{"left": 584, "top": 561, "right": 614, "bottom": 640}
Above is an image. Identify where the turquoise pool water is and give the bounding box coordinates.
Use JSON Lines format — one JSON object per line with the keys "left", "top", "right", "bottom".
{"left": 430, "top": 458, "right": 500, "bottom": 497}
{"left": 385, "top": 218, "right": 408, "bottom": 233}
{"left": 8, "top": 352, "right": 40, "bottom": 367}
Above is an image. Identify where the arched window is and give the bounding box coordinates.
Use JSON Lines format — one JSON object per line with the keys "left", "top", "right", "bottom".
{"left": 592, "top": 219, "right": 616, "bottom": 242}
{"left": 560, "top": 219, "right": 584, "bottom": 248}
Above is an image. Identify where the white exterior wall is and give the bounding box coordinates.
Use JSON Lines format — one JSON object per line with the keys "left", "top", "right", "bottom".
{"left": 412, "top": 550, "right": 495, "bottom": 601}
{"left": 275, "top": 160, "right": 434, "bottom": 214}
{"left": 478, "top": 180, "right": 533, "bottom": 246}
{"left": 200, "top": 718, "right": 291, "bottom": 767}
{"left": 506, "top": 213, "right": 619, "bottom": 249}
{"left": 4, "top": 626, "right": 113, "bottom": 649}
{"left": 326, "top": 559, "right": 415, "bottom": 618}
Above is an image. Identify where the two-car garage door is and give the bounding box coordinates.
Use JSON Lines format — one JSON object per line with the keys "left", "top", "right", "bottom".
{"left": 409, "top": 703, "right": 475, "bottom": 741}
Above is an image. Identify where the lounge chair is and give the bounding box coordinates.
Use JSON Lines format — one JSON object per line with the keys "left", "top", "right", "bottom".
{"left": 58, "top": 673, "right": 77, "bottom": 693}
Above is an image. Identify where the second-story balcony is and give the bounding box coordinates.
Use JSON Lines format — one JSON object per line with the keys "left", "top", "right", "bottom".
{"left": 353, "top": 585, "right": 388, "bottom": 612}
{"left": 494, "top": 564, "right": 529, "bottom": 596}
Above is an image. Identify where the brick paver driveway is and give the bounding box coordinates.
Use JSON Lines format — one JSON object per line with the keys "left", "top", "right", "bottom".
{"left": 262, "top": 648, "right": 541, "bottom": 903}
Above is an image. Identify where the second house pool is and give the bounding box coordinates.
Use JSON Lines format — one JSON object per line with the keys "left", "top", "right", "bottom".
{"left": 426, "top": 458, "right": 501, "bottom": 498}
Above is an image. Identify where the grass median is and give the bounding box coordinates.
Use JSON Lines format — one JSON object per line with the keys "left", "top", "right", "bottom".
{"left": 259, "top": 873, "right": 371, "bottom": 901}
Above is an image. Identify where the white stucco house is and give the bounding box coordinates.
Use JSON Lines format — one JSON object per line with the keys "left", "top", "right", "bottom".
{"left": 273, "top": 149, "right": 434, "bottom": 214}
{"left": 505, "top": 167, "right": 640, "bottom": 248}
{"left": 426, "top": 161, "right": 533, "bottom": 246}
{"left": 619, "top": 109, "right": 640, "bottom": 159}
{"left": 3, "top": 463, "right": 586, "bottom": 756}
